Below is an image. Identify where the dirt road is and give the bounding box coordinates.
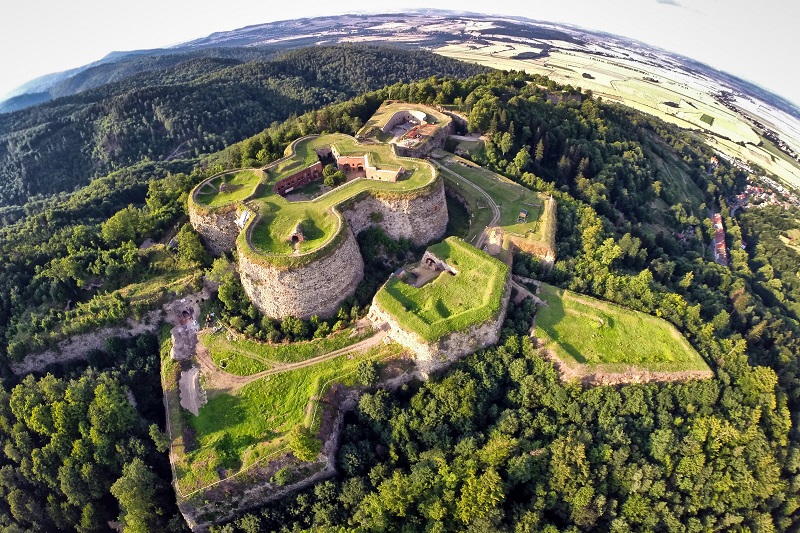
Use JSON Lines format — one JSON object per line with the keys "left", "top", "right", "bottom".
{"left": 430, "top": 157, "right": 500, "bottom": 249}
{"left": 195, "top": 326, "right": 389, "bottom": 394}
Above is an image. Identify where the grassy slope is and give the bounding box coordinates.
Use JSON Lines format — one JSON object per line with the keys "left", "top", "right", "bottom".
{"left": 535, "top": 283, "right": 709, "bottom": 372}
{"left": 375, "top": 237, "right": 508, "bottom": 341}
{"left": 440, "top": 172, "right": 495, "bottom": 244}
{"left": 199, "top": 327, "right": 371, "bottom": 376}
{"left": 438, "top": 156, "right": 551, "bottom": 243}
{"left": 177, "top": 344, "right": 400, "bottom": 492}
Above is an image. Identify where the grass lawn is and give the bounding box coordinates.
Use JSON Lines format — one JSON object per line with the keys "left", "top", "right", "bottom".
{"left": 436, "top": 154, "right": 554, "bottom": 247}
{"left": 195, "top": 170, "right": 262, "bottom": 207}
{"left": 375, "top": 237, "right": 508, "bottom": 341}
{"left": 199, "top": 327, "right": 372, "bottom": 376}
{"left": 357, "top": 101, "right": 451, "bottom": 138}
{"left": 177, "top": 343, "right": 401, "bottom": 493}
{"left": 191, "top": 133, "right": 439, "bottom": 260}
{"left": 535, "top": 283, "right": 709, "bottom": 373}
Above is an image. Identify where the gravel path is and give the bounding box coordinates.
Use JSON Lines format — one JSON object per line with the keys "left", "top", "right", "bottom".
{"left": 430, "top": 157, "right": 500, "bottom": 249}
{"left": 195, "top": 325, "right": 389, "bottom": 395}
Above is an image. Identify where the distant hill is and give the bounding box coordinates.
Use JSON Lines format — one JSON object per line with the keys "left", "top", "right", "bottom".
{"left": 0, "top": 45, "right": 487, "bottom": 206}
{"left": 3, "top": 10, "right": 796, "bottom": 121}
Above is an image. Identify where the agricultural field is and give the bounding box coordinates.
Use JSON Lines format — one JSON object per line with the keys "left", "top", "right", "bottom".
{"left": 171, "top": 342, "right": 401, "bottom": 494}
{"left": 436, "top": 45, "right": 759, "bottom": 145}
{"left": 375, "top": 237, "right": 508, "bottom": 341}
{"left": 535, "top": 284, "right": 710, "bottom": 374}
{"left": 711, "top": 135, "right": 800, "bottom": 190}
{"left": 194, "top": 170, "right": 263, "bottom": 207}
{"left": 191, "top": 133, "right": 437, "bottom": 258}
{"left": 435, "top": 42, "right": 800, "bottom": 193}
{"left": 199, "top": 327, "right": 371, "bottom": 376}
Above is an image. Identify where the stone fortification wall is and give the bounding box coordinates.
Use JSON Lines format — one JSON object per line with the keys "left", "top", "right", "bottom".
{"left": 188, "top": 205, "right": 239, "bottom": 256}
{"left": 238, "top": 225, "right": 364, "bottom": 319}
{"left": 343, "top": 177, "right": 447, "bottom": 246}
{"left": 394, "top": 121, "right": 454, "bottom": 158}
{"left": 382, "top": 110, "right": 427, "bottom": 133}
{"left": 368, "top": 276, "right": 511, "bottom": 377}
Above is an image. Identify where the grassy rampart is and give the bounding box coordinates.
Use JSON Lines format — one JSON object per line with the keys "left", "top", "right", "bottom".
{"left": 535, "top": 283, "right": 709, "bottom": 373}
{"left": 375, "top": 237, "right": 508, "bottom": 342}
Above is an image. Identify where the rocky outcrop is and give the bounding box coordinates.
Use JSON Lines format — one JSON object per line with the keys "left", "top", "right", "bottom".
{"left": 369, "top": 274, "right": 511, "bottom": 377}
{"left": 238, "top": 225, "right": 364, "bottom": 319}
{"left": 188, "top": 205, "right": 239, "bottom": 257}
{"left": 343, "top": 177, "right": 447, "bottom": 245}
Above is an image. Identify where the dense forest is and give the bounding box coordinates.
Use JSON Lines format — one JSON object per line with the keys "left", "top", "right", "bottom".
{"left": 0, "top": 49, "right": 799, "bottom": 531}
{"left": 198, "top": 72, "right": 800, "bottom": 531}
{"left": 0, "top": 45, "right": 488, "bottom": 207}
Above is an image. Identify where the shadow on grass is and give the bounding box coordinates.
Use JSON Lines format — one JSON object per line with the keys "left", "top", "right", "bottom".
{"left": 538, "top": 287, "right": 587, "bottom": 364}
{"left": 300, "top": 217, "right": 326, "bottom": 242}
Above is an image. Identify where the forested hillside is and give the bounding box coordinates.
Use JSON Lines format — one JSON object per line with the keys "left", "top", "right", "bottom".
{"left": 1, "top": 63, "right": 799, "bottom": 531}
{"left": 200, "top": 72, "right": 800, "bottom": 532}
{"left": 0, "top": 45, "right": 487, "bottom": 207}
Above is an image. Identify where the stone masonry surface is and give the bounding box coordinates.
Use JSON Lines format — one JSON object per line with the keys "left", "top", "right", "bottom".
{"left": 369, "top": 272, "right": 511, "bottom": 377}
{"left": 238, "top": 224, "right": 364, "bottom": 319}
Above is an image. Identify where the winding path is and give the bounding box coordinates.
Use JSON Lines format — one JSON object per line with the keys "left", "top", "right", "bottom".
{"left": 195, "top": 325, "right": 389, "bottom": 392}
{"left": 430, "top": 156, "right": 500, "bottom": 249}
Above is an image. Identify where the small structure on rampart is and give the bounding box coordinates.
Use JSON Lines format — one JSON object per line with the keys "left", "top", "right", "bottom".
{"left": 369, "top": 237, "right": 510, "bottom": 376}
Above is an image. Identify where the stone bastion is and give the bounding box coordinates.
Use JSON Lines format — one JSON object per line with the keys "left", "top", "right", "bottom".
{"left": 367, "top": 237, "right": 511, "bottom": 376}
{"left": 188, "top": 134, "right": 448, "bottom": 319}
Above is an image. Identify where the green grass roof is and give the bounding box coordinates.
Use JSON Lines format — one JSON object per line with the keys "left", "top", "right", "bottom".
{"left": 189, "top": 133, "right": 440, "bottom": 267}
{"left": 375, "top": 237, "right": 509, "bottom": 342}
{"left": 194, "top": 170, "right": 263, "bottom": 208}
{"left": 357, "top": 102, "right": 451, "bottom": 139}
{"left": 535, "top": 283, "right": 710, "bottom": 373}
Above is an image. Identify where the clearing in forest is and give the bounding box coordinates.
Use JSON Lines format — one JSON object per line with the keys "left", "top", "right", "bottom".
{"left": 780, "top": 228, "right": 800, "bottom": 253}
{"left": 535, "top": 283, "right": 710, "bottom": 375}
{"left": 168, "top": 338, "right": 401, "bottom": 495}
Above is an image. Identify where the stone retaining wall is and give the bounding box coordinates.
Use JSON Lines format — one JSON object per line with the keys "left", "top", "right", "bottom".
{"left": 343, "top": 178, "right": 447, "bottom": 245}
{"left": 188, "top": 205, "right": 240, "bottom": 257}
{"left": 238, "top": 226, "right": 364, "bottom": 319}
{"left": 369, "top": 273, "right": 511, "bottom": 377}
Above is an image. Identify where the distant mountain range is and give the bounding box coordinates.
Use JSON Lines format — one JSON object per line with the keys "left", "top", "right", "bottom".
{"left": 4, "top": 10, "right": 798, "bottom": 120}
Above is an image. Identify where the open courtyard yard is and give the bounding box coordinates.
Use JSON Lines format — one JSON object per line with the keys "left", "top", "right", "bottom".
{"left": 535, "top": 283, "right": 710, "bottom": 374}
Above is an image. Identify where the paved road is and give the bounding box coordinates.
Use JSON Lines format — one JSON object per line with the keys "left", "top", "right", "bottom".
{"left": 431, "top": 157, "right": 500, "bottom": 249}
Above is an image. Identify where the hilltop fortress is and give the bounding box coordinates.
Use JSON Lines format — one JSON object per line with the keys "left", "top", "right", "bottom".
{"left": 189, "top": 104, "right": 454, "bottom": 319}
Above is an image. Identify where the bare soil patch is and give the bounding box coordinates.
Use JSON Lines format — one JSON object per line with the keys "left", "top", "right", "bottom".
{"left": 541, "top": 348, "right": 713, "bottom": 386}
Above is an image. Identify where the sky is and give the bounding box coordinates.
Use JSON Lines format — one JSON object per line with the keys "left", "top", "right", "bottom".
{"left": 1, "top": 0, "right": 798, "bottom": 105}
